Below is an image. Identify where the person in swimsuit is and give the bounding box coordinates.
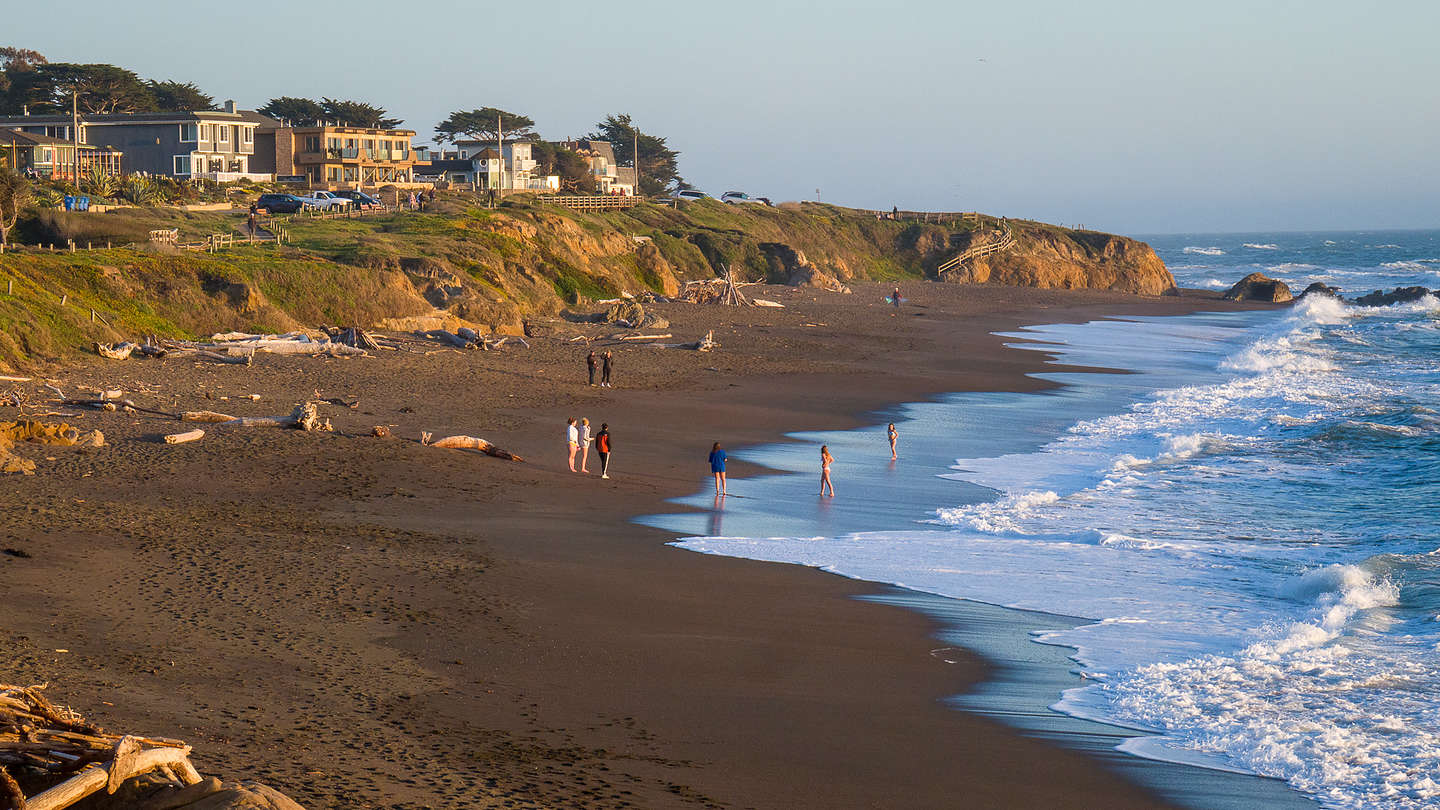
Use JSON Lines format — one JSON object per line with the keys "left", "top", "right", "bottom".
{"left": 820, "top": 445, "right": 835, "bottom": 496}
{"left": 579, "top": 417, "right": 593, "bottom": 474}
{"left": 888, "top": 423, "right": 898, "bottom": 460}
{"left": 709, "top": 442, "right": 728, "bottom": 496}
{"left": 566, "top": 418, "right": 579, "bottom": 472}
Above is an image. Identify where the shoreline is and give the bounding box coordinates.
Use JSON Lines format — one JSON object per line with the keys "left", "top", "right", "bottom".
{"left": 1, "top": 282, "right": 1287, "bottom": 808}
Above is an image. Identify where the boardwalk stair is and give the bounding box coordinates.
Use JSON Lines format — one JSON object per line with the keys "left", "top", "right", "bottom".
{"left": 936, "top": 220, "right": 1016, "bottom": 279}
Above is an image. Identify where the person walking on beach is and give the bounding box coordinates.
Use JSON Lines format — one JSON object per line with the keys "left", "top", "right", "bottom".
{"left": 579, "top": 417, "right": 593, "bottom": 474}
{"left": 709, "top": 442, "right": 728, "bottom": 496}
{"left": 566, "top": 418, "right": 579, "bottom": 472}
{"left": 887, "top": 423, "right": 898, "bottom": 460}
{"left": 596, "top": 423, "right": 612, "bottom": 478}
{"left": 819, "top": 445, "right": 835, "bottom": 497}
{"left": 586, "top": 351, "right": 598, "bottom": 386}
{"left": 601, "top": 351, "right": 613, "bottom": 387}
{"left": 891, "top": 286, "right": 902, "bottom": 308}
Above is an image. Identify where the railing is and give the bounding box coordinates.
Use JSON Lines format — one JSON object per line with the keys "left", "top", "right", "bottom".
{"left": 937, "top": 220, "right": 1017, "bottom": 278}
{"left": 536, "top": 195, "right": 642, "bottom": 211}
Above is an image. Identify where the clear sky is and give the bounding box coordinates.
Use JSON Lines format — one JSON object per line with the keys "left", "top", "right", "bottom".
{"left": 7, "top": 0, "right": 1439, "bottom": 233}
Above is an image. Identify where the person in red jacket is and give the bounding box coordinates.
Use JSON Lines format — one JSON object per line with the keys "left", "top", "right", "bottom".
{"left": 596, "top": 423, "right": 612, "bottom": 479}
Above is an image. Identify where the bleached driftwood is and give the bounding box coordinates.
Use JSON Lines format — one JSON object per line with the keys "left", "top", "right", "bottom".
{"left": 653, "top": 330, "right": 718, "bottom": 351}
{"left": 422, "top": 433, "right": 524, "bottom": 461}
{"left": 220, "top": 402, "right": 328, "bottom": 431}
{"left": 180, "top": 410, "right": 236, "bottom": 423}
{"left": 163, "top": 429, "right": 205, "bottom": 445}
{"left": 94, "top": 342, "right": 136, "bottom": 360}
{"left": 753, "top": 298, "right": 784, "bottom": 308}
{"left": 417, "top": 329, "right": 476, "bottom": 350}
{"left": 25, "top": 743, "right": 201, "bottom": 810}
{"left": 62, "top": 398, "right": 176, "bottom": 419}
{"left": 615, "top": 333, "right": 671, "bottom": 341}
{"left": 0, "top": 375, "right": 31, "bottom": 383}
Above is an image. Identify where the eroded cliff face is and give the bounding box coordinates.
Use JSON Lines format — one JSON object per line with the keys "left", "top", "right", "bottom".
{"left": 944, "top": 225, "right": 1175, "bottom": 296}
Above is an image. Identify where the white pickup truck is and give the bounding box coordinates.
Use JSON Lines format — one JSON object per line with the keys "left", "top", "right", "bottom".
{"left": 295, "top": 191, "right": 354, "bottom": 211}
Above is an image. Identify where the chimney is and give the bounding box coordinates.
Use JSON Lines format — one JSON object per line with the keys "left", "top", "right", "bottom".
{"left": 223, "top": 100, "right": 236, "bottom": 114}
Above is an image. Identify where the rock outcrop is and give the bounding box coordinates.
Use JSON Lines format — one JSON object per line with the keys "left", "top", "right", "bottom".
{"left": 946, "top": 227, "right": 1175, "bottom": 296}
{"left": 1298, "top": 282, "right": 1341, "bottom": 299}
{"left": 1352, "top": 286, "right": 1434, "bottom": 307}
{"left": 758, "top": 243, "right": 852, "bottom": 293}
{"left": 1223, "top": 273, "right": 1293, "bottom": 303}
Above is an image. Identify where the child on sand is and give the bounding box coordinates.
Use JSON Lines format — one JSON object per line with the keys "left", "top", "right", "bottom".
{"left": 709, "top": 442, "right": 728, "bottom": 496}
{"left": 579, "top": 417, "right": 593, "bottom": 474}
{"left": 566, "top": 418, "right": 579, "bottom": 472}
{"left": 820, "top": 445, "right": 835, "bottom": 496}
{"left": 888, "top": 423, "right": 898, "bottom": 460}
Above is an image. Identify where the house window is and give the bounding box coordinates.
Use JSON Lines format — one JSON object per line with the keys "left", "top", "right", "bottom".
{"left": 305, "top": 136, "right": 321, "bottom": 152}
{"left": 218, "top": 126, "right": 229, "bottom": 144}
{"left": 179, "top": 124, "right": 197, "bottom": 142}
{"left": 174, "top": 155, "right": 191, "bottom": 174}
{"left": 327, "top": 167, "right": 341, "bottom": 181}
{"left": 242, "top": 127, "right": 253, "bottom": 144}
{"left": 38, "top": 147, "right": 52, "bottom": 164}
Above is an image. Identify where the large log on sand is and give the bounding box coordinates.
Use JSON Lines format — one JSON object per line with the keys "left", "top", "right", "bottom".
{"left": 423, "top": 434, "right": 524, "bottom": 461}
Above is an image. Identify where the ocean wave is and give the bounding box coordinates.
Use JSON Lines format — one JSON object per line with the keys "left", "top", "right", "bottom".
{"left": 1183, "top": 246, "right": 1225, "bottom": 255}
{"left": 1243, "top": 243, "right": 1280, "bottom": 250}
{"left": 1266, "top": 262, "right": 1319, "bottom": 272}
{"left": 1199, "top": 278, "right": 1229, "bottom": 289}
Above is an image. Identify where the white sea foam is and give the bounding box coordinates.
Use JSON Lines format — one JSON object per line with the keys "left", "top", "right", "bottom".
{"left": 1244, "top": 243, "right": 1280, "bottom": 250}
{"left": 1183, "top": 246, "right": 1225, "bottom": 255}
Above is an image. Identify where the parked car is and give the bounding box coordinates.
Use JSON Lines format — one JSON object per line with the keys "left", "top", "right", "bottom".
{"left": 720, "top": 191, "right": 767, "bottom": 205}
{"left": 333, "top": 190, "right": 383, "bottom": 209}
{"left": 672, "top": 189, "right": 709, "bottom": 202}
{"left": 255, "top": 193, "right": 305, "bottom": 214}
{"left": 295, "top": 191, "right": 354, "bottom": 211}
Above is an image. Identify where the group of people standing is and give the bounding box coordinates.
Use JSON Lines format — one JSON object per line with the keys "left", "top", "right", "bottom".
{"left": 566, "top": 417, "right": 612, "bottom": 478}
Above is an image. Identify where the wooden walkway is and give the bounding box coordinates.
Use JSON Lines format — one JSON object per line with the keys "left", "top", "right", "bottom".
{"left": 536, "top": 195, "right": 642, "bottom": 211}
{"left": 937, "top": 220, "right": 1017, "bottom": 278}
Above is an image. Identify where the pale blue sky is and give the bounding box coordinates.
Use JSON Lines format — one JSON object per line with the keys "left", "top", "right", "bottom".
{"left": 8, "top": 0, "right": 1439, "bottom": 233}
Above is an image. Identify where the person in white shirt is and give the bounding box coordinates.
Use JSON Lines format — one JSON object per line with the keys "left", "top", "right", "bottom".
{"left": 579, "top": 417, "right": 593, "bottom": 474}
{"left": 567, "top": 418, "right": 579, "bottom": 472}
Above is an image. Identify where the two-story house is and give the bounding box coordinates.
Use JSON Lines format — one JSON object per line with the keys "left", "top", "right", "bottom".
{"left": 413, "top": 141, "right": 558, "bottom": 191}
{"left": 250, "top": 122, "right": 417, "bottom": 188}
{"left": 0, "top": 102, "right": 263, "bottom": 180}
{"left": 559, "top": 139, "right": 635, "bottom": 195}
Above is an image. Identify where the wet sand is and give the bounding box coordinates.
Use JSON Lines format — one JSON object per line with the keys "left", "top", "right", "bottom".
{"left": 1, "top": 282, "right": 1273, "bottom": 808}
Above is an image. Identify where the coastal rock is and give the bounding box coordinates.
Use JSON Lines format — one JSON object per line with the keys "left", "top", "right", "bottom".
{"left": 604, "top": 300, "right": 646, "bottom": 326}
{"left": 636, "top": 242, "right": 681, "bottom": 297}
{"left": 1352, "top": 286, "right": 1433, "bottom": 307}
{"left": 953, "top": 227, "right": 1175, "bottom": 296}
{"left": 1298, "top": 282, "right": 1341, "bottom": 299}
{"left": 759, "top": 243, "right": 852, "bottom": 293}
{"left": 1223, "top": 273, "right": 1293, "bottom": 303}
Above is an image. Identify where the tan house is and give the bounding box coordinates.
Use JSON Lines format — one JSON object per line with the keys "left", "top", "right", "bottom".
{"left": 247, "top": 116, "right": 417, "bottom": 188}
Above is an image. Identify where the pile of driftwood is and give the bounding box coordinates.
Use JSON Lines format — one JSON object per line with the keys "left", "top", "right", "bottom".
{"left": 412, "top": 328, "right": 528, "bottom": 351}
{"left": 94, "top": 332, "right": 370, "bottom": 364}
{"left": 652, "top": 330, "right": 718, "bottom": 352}
{"left": 0, "top": 684, "right": 303, "bottom": 810}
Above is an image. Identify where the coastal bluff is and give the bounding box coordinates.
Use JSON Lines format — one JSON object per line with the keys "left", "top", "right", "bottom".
{"left": 0, "top": 198, "right": 1174, "bottom": 369}
{"left": 941, "top": 223, "right": 1175, "bottom": 296}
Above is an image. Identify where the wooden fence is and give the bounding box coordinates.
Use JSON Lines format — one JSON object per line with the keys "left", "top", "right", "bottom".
{"left": 536, "top": 195, "right": 642, "bottom": 211}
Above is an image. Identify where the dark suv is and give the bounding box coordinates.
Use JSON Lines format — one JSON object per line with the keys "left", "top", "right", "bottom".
{"left": 255, "top": 193, "right": 305, "bottom": 214}
{"left": 333, "top": 190, "right": 383, "bottom": 209}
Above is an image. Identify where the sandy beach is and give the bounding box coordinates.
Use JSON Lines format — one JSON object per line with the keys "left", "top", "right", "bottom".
{"left": 1, "top": 282, "right": 1275, "bottom": 808}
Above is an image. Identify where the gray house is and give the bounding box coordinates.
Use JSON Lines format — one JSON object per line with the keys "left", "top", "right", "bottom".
{"left": 0, "top": 101, "right": 268, "bottom": 180}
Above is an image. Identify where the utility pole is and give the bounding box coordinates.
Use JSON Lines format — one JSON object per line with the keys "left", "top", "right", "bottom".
{"left": 633, "top": 128, "right": 639, "bottom": 197}
{"left": 71, "top": 92, "right": 79, "bottom": 187}
{"left": 497, "top": 112, "right": 504, "bottom": 193}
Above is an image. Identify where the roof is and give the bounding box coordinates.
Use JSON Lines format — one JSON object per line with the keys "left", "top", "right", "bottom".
{"left": 615, "top": 166, "right": 637, "bottom": 185}
{"left": 234, "top": 111, "right": 284, "bottom": 129}
{"left": 0, "top": 110, "right": 251, "bottom": 126}
{"left": 414, "top": 159, "right": 476, "bottom": 174}
{"left": 471, "top": 148, "right": 500, "bottom": 160}
{"left": 0, "top": 128, "right": 74, "bottom": 147}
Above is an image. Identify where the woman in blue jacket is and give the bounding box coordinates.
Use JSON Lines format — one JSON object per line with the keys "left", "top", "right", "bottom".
{"left": 708, "top": 442, "right": 728, "bottom": 496}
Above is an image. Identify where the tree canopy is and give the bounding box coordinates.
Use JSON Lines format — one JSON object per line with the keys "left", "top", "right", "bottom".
{"left": 257, "top": 96, "right": 325, "bottom": 124}
{"left": 320, "top": 98, "right": 401, "bottom": 129}
{"left": 588, "top": 113, "right": 682, "bottom": 195}
{"left": 531, "top": 141, "right": 596, "bottom": 194}
{"left": 435, "top": 108, "right": 535, "bottom": 143}
{"left": 148, "top": 80, "right": 215, "bottom": 112}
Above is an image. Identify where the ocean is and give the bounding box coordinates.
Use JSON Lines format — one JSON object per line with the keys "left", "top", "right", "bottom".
{"left": 643, "top": 230, "right": 1440, "bottom": 810}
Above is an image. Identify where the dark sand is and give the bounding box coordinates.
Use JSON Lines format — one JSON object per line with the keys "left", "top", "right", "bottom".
{"left": 1, "top": 283, "right": 1275, "bottom": 808}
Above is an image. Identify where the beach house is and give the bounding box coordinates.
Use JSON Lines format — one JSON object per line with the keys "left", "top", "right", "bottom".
{"left": 0, "top": 102, "right": 263, "bottom": 180}
{"left": 414, "top": 141, "right": 558, "bottom": 191}
{"left": 560, "top": 139, "right": 636, "bottom": 195}
{"left": 0, "top": 129, "right": 122, "bottom": 180}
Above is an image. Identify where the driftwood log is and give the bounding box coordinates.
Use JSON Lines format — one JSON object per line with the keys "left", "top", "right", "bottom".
{"left": 179, "top": 411, "right": 235, "bottom": 423}
{"left": 421, "top": 433, "right": 523, "bottom": 461}
{"left": 93, "top": 342, "right": 136, "bottom": 361}
{"left": 163, "top": 429, "right": 205, "bottom": 445}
